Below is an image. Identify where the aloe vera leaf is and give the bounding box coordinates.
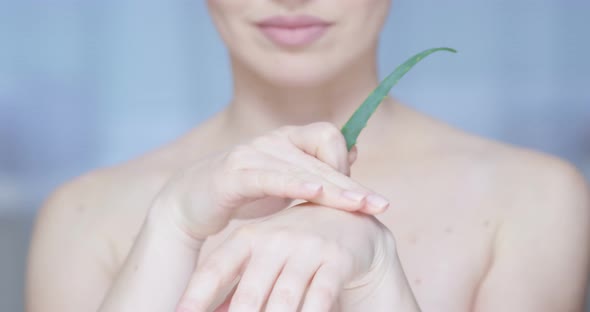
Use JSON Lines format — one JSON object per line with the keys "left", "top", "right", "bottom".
{"left": 341, "top": 47, "right": 457, "bottom": 150}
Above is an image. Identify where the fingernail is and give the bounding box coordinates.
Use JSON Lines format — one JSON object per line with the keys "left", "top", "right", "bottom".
{"left": 367, "top": 194, "right": 390, "bottom": 210}
{"left": 342, "top": 190, "right": 367, "bottom": 202}
{"left": 304, "top": 183, "right": 323, "bottom": 193}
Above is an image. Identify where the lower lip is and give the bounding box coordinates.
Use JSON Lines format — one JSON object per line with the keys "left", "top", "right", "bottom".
{"left": 258, "top": 25, "right": 329, "bottom": 48}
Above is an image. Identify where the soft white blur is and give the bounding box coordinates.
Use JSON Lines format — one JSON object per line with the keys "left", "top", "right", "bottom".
{"left": 0, "top": 1, "right": 589, "bottom": 311}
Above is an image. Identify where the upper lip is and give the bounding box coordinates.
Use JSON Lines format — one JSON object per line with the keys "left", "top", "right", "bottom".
{"left": 257, "top": 15, "right": 331, "bottom": 29}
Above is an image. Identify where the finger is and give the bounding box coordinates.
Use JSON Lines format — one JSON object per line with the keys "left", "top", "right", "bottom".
{"left": 274, "top": 152, "right": 389, "bottom": 214}
{"left": 283, "top": 122, "right": 350, "bottom": 175}
{"left": 225, "top": 142, "right": 387, "bottom": 214}
{"left": 256, "top": 133, "right": 389, "bottom": 214}
{"left": 300, "top": 264, "right": 345, "bottom": 312}
{"left": 212, "top": 286, "right": 236, "bottom": 312}
{"left": 235, "top": 168, "right": 322, "bottom": 202}
{"left": 265, "top": 253, "right": 322, "bottom": 312}
{"left": 177, "top": 240, "right": 250, "bottom": 312}
{"left": 253, "top": 125, "right": 388, "bottom": 214}
{"left": 251, "top": 141, "right": 388, "bottom": 214}
{"left": 348, "top": 145, "right": 358, "bottom": 168}
{"left": 228, "top": 249, "right": 288, "bottom": 312}
{"left": 292, "top": 157, "right": 389, "bottom": 214}
{"left": 237, "top": 169, "right": 369, "bottom": 212}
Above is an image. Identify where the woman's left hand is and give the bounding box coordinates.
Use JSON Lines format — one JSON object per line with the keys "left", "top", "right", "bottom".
{"left": 176, "top": 204, "right": 395, "bottom": 312}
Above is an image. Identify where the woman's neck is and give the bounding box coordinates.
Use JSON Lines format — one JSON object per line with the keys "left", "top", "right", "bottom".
{"left": 222, "top": 53, "right": 397, "bottom": 140}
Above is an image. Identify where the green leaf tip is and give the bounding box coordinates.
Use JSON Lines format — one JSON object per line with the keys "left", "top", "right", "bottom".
{"left": 341, "top": 47, "right": 457, "bottom": 151}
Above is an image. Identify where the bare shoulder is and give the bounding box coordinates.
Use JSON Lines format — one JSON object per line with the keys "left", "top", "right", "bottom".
{"left": 452, "top": 125, "right": 589, "bottom": 214}
{"left": 492, "top": 144, "right": 590, "bottom": 212}
{"left": 29, "top": 159, "right": 171, "bottom": 277}
{"left": 408, "top": 112, "right": 590, "bottom": 309}
{"left": 37, "top": 161, "right": 165, "bottom": 231}
{"left": 26, "top": 164, "right": 158, "bottom": 310}
{"left": 402, "top": 106, "right": 590, "bottom": 210}
{"left": 27, "top": 117, "right": 231, "bottom": 311}
{"left": 410, "top": 108, "right": 589, "bottom": 255}
{"left": 32, "top": 145, "right": 216, "bottom": 263}
{"left": 32, "top": 114, "right": 228, "bottom": 249}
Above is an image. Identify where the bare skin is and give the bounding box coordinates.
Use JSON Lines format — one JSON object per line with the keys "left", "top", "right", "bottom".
{"left": 26, "top": 1, "right": 590, "bottom": 310}
{"left": 27, "top": 101, "right": 590, "bottom": 311}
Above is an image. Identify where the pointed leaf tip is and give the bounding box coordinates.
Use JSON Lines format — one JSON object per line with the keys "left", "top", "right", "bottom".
{"left": 341, "top": 47, "right": 457, "bottom": 150}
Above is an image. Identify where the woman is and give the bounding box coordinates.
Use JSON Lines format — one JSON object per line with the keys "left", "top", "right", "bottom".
{"left": 27, "top": 1, "right": 590, "bottom": 311}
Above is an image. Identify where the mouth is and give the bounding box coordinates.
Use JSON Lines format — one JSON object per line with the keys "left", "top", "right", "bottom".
{"left": 256, "top": 15, "right": 332, "bottom": 48}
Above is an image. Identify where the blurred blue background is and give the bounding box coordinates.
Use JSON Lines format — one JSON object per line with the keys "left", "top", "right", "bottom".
{"left": 1, "top": 0, "right": 589, "bottom": 311}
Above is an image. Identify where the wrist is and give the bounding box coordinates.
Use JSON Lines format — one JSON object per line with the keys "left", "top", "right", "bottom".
{"left": 341, "top": 227, "right": 420, "bottom": 311}
{"left": 146, "top": 200, "right": 206, "bottom": 251}
{"left": 149, "top": 166, "right": 231, "bottom": 241}
{"left": 343, "top": 222, "right": 393, "bottom": 291}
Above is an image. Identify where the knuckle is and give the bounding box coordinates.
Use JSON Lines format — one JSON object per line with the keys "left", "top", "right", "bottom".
{"left": 314, "top": 284, "right": 337, "bottom": 306}
{"left": 339, "top": 254, "right": 356, "bottom": 276}
{"left": 280, "top": 173, "right": 302, "bottom": 193}
{"left": 253, "top": 132, "right": 292, "bottom": 151}
{"left": 275, "top": 125, "right": 296, "bottom": 135}
{"left": 234, "top": 224, "right": 257, "bottom": 239}
{"left": 300, "top": 234, "right": 325, "bottom": 251}
{"left": 251, "top": 134, "right": 275, "bottom": 148}
{"left": 272, "top": 168, "right": 304, "bottom": 198}
{"left": 231, "top": 144, "right": 253, "bottom": 157}
{"left": 210, "top": 169, "right": 227, "bottom": 198}
{"left": 233, "top": 288, "right": 260, "bottom": 307}
{"left": 284, "top": 165, "right": 305, "bottom": 179}
{"left": 325, "top": 242, "right": 354, "bottom": 262}
{"left": 230, "top": 225, "right": 259, "bottom": 245}
{"left": 177, "top": 298, "right": 207, "bottom": 312}
{"left": 274, "top": 286, "right": 297, "bottom": 306}
{"left": 288, "top": 234, "right": 327, "bottom": 256}
{"left": 199, "top": 260, "right": 223, "bottom": 277}
{"left": 316, "top": 122, "right": 343, "bottom": 141}
{"left": 252, "top": 170, "right": 268, "bottom": 190}
{"left": 224, "top": 145, "right": 255, "bottom": 170}
{"left": 336, "top": 243, "right": 354, "bottom": 258}
{"left": 257, "top": 229, "right": 296, "bottom": 255}
{"left": 323, "top": 241, "right": 340, "bottom": 255}
{"left": 324, "top": 168, "right": 344, "bottom": 180}
{"left": 268, "top": 228, "right": 292, "bottom": 246}
{"left": 313, "top": 121, "right": 337, "bottom": 131}
{"left": 313, "top": 164, "right": 345, "bottom": 182}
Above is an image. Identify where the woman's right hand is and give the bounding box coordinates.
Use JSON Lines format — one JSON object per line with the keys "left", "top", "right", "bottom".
{"left": 149, "top": 122, "right": 391, "bottom": 241}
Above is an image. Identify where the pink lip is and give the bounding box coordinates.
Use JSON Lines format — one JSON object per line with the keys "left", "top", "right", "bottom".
{"left": 257, "top": 15, "right": 331, "bottom": 48}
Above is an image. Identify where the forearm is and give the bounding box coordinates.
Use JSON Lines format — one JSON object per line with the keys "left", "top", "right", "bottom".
{"left": 99, "top": 211, "right": 203, "bottom": 312}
